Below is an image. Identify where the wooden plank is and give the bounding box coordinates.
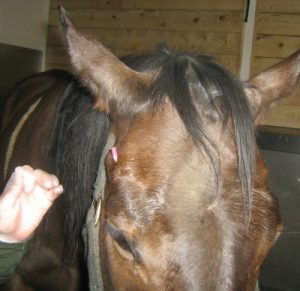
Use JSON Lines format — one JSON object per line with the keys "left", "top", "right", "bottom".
{"left": 48, "top": 8, "right": 244, "bottom": 33}
{"left": 98, "top": 0, "right": 246, "bottom": 11}
{"left": 260, "top": 105, "right": 300, "bottom": 129}
{"left": 45, "top": 47, "right": 149, "bottom": 66}
{"left": 50, "top": 0, "right": 98, "bottom": 9}
{"left": 257, "top": 0, "right": 300, "bottom": 13}
{"left": 214, "top": 54, "right": 240, "bottom": 74}
{"left": 255, "top": 13, "right": 300, "bottom": 36}
{"left": 253, "top": 35, "right": 300, "bottom": 58}
{"left": 47, "top": 27, "right": 241, "bottom": 55}
{"left": 51, "top": 0, "right": 246, "bottom": 11}
{"left": 46, "top": 44, "right": 240, "bottom": 75}
{"left": 250, "top": 56, "right": 282, "bottom": 76}
{"left": 284, "top": 89, "right": 300, "bottom": 106}
{"left": 46, "top": 45, "right": 156, "bottom": 66}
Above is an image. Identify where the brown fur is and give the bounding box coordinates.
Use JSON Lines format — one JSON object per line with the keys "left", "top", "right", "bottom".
{"left": 62, "top": 8, "right": 299, "bottom": 290}
{"left": 99, "top": 103, "right": 281, "bottom": 290}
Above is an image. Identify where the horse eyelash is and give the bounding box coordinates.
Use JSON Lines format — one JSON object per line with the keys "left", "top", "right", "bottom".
{"left": 106, "top": 220, "right": 139, "bottom": 260}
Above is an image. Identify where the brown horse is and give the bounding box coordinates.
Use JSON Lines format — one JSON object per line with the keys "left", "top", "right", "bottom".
{"left": 0, "top": 70, "right": 109, "bottom": 290}
{"left": 1, "top": 7, "right": 300, "bottom": 290}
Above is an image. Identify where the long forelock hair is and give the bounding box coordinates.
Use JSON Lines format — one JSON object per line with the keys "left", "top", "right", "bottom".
{"left": 47, "top": 45, "right": 256, "bottom": 254}
{"left": 47, "top": 77, "right": 110, "bottom": 253}
{"left": 123, "top": 45, "right": 256, "bottom": 224}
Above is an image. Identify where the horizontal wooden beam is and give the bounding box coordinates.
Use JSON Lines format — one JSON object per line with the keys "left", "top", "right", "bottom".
{"left": 253, "top": 35, "right": 300, "bottom": 58}
{"left": 255, "top": 13, "right": 300, "bottom": 36}
{"left": 47, "top": 27, "right": 241, "bottom": 55}
{"left": 46, "top": 45, "right": 240, "bottom": 73}
{"left": 257, "top": 0, "right": 300, "bottom": 13}
{"left": 49, "top": 8, "right": 243, "bottom": 33}
{"left": 51, "top": 0, "right": 246, "bottom": 11}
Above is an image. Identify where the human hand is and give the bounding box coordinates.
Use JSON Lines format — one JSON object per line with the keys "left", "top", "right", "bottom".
{"left": 0, "top": 165, "right": 63, "bottom": 243}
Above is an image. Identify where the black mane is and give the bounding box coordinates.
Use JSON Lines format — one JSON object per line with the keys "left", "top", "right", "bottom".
{"left": 48, "top": 76, "right": 110, "bottom": 252}
{"left": 124, "top": 45, "right": 256, "bottom": 222}
{"left": 49, "top": 46, "right": 256, "bottom": 252}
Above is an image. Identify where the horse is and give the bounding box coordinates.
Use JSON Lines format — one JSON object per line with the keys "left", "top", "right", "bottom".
{"left": 0, "top": 6, "right": 299, "bottom": 290}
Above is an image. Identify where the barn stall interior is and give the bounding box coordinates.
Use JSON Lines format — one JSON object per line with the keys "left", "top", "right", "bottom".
{"left": 0, "top": 0, "right": 299, "bottom": 290}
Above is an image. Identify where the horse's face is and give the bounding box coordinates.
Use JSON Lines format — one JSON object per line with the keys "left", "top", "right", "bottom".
{"left": 103, "top": 102, "right": 221, "bottom": 290}
{"left": 60, "top": 8, "right": 300, "bottom": 290}
{"left": 102, "top": 96, "right": 249, "bottom": 290}
{"left": 104, "top": 104, "right": 188, "bottom": 289}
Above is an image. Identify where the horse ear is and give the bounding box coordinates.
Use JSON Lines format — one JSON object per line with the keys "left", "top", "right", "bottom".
{"left": 244, "top": 50, "right": 300, "bottom": 120}
{"left": 58, "top": 6, "right": 150, "bottom": 119}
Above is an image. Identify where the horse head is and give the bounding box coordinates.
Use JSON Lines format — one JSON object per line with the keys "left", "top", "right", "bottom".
{"left": 59, "top": 7, "right": 300, "bottom": 291}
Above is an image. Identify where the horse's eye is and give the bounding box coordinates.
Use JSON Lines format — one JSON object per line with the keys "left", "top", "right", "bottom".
{"left": 106, "top": 220, "right": 139, "bottom": 260}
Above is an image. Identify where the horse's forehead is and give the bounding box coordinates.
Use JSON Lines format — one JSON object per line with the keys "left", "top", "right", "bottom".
{"left": 119, "top": 102, "right": 188, "bottom": 156}
{"left": 108, "top": 104, "right": 191, "bottom": 222}
{"left": 108, "top": 103, "right": 220, "bottom": 230}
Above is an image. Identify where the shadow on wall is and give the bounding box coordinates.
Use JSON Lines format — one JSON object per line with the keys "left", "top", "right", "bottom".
{"left": 257, "top": 126, "right": 300, "bottom": 291}
{"left": 0, "top": 43, "right": 42, "bottom": 98}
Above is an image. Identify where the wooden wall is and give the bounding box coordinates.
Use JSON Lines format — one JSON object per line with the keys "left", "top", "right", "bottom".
{"left": 46, "top": 0, "right": 246, "bottom": 74}
{"left": 46, "top": 0, "right": 300, "bottom": 129}
{"left": 251, "top": 0, "right": 300, "bottom": 128}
